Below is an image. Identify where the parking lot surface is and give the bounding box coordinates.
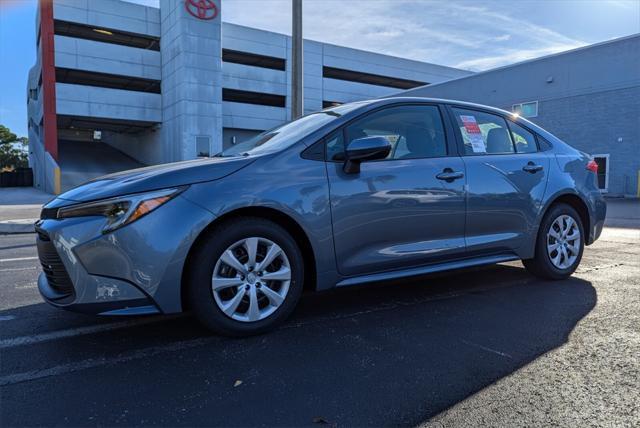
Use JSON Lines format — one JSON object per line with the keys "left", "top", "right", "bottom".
{"left": 0, "top": 226, "right": 638, "bottom": 427}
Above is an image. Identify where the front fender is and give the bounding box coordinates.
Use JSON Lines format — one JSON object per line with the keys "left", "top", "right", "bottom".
{"left": 182, "top": 150, "right": 339, "bottom": 291}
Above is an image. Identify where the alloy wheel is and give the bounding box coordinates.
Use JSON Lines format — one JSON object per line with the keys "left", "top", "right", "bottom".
{"left": 211, "top": 237, "right": 291, "bottom": 322}
{"left": 546, "top": 214, "right": 581, "bottom": 270}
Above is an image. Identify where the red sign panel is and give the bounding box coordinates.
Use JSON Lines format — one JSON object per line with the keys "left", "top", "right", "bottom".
{"left": 185, "top": 0, "right": 218, "bottom": 20}
{"left": 460, "top": 115, "right": 481, "bottom": 134}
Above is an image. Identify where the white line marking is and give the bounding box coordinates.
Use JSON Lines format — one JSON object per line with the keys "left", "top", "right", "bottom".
{"left": 0, "top": 315, "right": 16, "bottom": 321}
{"left": 0, "top": 337, "right": 215, "bottom": 386}
{"left": 461, "top": 339, "right": 513, "bottom": 359}
{"left": 0, "top": 267, "right": 37, "bottom": 272}
{"left": 0, "top": 316, "right": 179, "bottom": 349}
{"left": 15, "top": 282, "right": 37, "bottom": 290}
{"left": 0, "top": 257, "right": 38, "bottom": 263}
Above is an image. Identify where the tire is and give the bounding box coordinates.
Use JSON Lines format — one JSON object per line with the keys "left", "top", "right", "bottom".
{"left": 523, "top": 203, "right": 585, "bottom": 280}
{"left": 186, "top": 217, "right": 305, "bottom": 336}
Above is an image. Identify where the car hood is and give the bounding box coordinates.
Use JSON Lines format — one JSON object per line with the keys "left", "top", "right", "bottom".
{"left": 57, "top": 156, "right": 255, "bottom": 202}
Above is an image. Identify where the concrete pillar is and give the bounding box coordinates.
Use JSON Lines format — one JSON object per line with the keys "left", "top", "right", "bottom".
{"left": 160, "top": 0, "right": 223, "bottom": 162}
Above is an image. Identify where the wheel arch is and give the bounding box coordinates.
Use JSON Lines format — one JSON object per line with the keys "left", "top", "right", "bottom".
{"left": 540, "top": 192, "right": 591, "bottom": 243}
{"left": 180, "top": 206, "right": 318, "bottom": 311}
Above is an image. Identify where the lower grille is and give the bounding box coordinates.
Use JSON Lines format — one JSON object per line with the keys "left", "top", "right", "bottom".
{"left": 36, "top": 232, "right": 74, "bottom": 298}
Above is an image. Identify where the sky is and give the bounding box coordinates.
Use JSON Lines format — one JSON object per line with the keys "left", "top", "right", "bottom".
{"left": 1, "top": 0, "right": 639, "bottom": 137}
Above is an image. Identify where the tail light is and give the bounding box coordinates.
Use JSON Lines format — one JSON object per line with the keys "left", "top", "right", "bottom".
{"left": 586, "top": 160, "right": 598, "bottom": 173}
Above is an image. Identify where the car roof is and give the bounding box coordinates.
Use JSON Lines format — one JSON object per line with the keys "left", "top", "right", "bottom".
{"left": 322, "top": 96, "right": 563, "bottom": 150}
{"left": 357, "top": 96, "right": 515, "bottom": 117}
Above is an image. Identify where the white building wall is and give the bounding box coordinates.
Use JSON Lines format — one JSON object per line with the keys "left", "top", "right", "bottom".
{"left": 219, "top": 22, "right": 471, "bottom": 132}
{"left": 52, "top": 0, "right": 160, "bottom": 37}
{"left": 54, "top": 35, "right": 161, "bottom": 80}
{"left": 55, "top": 83, "right": 162, "bottom": 122}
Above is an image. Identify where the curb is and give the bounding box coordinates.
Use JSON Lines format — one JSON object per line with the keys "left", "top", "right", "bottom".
{"left": 0, "top": 219, "right": 37, "bottom": 234}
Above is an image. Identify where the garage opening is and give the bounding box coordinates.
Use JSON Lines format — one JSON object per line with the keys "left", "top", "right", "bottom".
{"left": 56, "top": 115, "right": 158, "bottom": 191}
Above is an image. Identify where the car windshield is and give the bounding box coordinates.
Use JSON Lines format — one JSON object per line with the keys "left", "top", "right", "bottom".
{"left": 216, "top": 102, "right": 367, "bottom": 157}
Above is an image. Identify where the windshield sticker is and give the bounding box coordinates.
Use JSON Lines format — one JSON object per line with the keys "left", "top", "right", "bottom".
{"left": 460, "top": 115, "right": 486, "bottom": 153}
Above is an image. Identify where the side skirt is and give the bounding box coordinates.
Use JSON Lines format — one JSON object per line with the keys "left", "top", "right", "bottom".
{"left": 335, "top": 254, "right": 520, "bottom": 287}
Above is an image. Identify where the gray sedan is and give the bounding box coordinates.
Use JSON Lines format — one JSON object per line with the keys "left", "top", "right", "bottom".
{"left": 36, "top": 97, "right": 606, "bottom": 336}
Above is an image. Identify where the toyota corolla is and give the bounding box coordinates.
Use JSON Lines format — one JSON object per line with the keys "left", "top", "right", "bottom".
{"left": 36, "top": 98, "right": 606, "bottom": 336}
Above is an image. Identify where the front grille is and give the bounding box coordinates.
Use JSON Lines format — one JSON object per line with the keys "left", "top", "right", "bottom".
{"left": 36, "top": 232, "right": 74, "bottom": 298}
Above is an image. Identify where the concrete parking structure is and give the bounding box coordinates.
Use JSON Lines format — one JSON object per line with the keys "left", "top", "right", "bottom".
{"left": 26, "top": 0, "right": 470, "bottom": 193}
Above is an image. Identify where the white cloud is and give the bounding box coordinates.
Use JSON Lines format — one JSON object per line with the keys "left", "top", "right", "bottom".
{"left": 454, "top": 43, "right": 585, "bottom": 70}
{"left": 125, "top": 0, "right": 596, "bottom": 72}
{"left": 220, "top": 0, "right": 589, "bottom": 71}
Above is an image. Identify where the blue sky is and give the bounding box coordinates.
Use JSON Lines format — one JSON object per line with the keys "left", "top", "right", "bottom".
{"left": 1, "top": 0, "right": 639, "bottom": 137}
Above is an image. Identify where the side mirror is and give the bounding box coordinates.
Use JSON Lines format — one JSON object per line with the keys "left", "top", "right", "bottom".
{"left": 343, "top": 136, "right": 391, "bottom": 174}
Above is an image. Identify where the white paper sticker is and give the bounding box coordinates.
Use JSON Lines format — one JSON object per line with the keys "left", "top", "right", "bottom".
{"left": 460, "top": 115, "right": 486, "bottom": 153}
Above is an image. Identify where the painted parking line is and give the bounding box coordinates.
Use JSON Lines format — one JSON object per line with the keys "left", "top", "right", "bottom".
{"left": 0, "top": 316, "right": 181, "bottom": 350}
{"left": 0, "top": 257, "right": 39, "bottom": 263}
{"left": 0, "top": 267, "right": 37, "bottom": 273}
{"left": 15, "top": 282, "right": 37, "bottom": 290}
{"left": 0, "top": 337, "right": 216, "bottom": 386}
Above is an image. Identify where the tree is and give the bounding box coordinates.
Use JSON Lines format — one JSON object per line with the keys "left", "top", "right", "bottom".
{"left": 0, "top": 124, "right": 29, "bottom": 171}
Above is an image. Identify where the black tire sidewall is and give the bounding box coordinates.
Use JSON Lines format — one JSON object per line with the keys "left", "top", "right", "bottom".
{"left": 187, "top": 218, "right": 304, "bottom": 336}
{"left": 533, "top": 203, "right": 585, "bottom": 279}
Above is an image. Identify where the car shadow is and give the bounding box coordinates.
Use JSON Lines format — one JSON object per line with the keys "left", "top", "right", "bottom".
{"left": 1, "top": 263, "right": 596, "bottom": 427}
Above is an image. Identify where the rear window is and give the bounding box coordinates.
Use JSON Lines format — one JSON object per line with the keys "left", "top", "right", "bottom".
{"left": 508, "top": 121, "right": 538, "bottom": 153}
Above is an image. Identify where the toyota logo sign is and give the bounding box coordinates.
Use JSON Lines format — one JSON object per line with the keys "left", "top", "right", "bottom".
{"left": 185, "top": 0, "right": 218, "bottom": 20}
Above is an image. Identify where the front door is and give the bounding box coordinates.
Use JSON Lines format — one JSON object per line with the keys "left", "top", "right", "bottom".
{"left": 448, "top": 106, "right": 550, "bottom": 255}
{"left": 327, "top": 104, "right": 467, "bottom": 277}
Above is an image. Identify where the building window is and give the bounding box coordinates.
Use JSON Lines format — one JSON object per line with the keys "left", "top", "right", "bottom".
{"left": 222, "top": 88, "right": 286, "bottom": 107}
{"left": 592, "top": 154, "right": 610, "bottom": 192}
{"left": 222, "top": 49, "right": 285, "bottom": 71}
{"left": 322, "top": 66, "right": 427, "bottom": 89}
{"left": 54, "top": 20, "right": 160, "bottom": 51}
{"left": 512, "top": 101, "right": 538, "bottom": 118}
{"left": 56, "top": 68, "right": 161, "bottom": 94}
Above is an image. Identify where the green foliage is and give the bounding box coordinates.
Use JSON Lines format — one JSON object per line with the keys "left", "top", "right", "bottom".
{"left": 0, "top": 125, "right": 29, "bottom": 171}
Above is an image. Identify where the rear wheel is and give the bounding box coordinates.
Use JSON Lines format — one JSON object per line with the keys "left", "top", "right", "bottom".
{"left": 523, "top": 203, "right": 584, "bottom": 280}
{"left": 187, "top": 217, "right": 304, "bottom": 336}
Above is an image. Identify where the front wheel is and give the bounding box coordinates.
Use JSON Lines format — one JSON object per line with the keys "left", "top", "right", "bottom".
{"left": 523, "top": 203, "right": 585, "bottom": 280}
{"left": 187, "top": 217, "right": 305, "bottom": 336}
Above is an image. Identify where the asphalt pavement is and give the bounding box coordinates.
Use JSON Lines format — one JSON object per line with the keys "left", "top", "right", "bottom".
{"left": 0, "top": 226, "right": 638, "bottom": 426}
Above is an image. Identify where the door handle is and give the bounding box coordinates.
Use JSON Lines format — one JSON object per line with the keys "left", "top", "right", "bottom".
{"left": 436, "top": 169, "right": 464, "bottom": 182}
{"left": 522, "top": 162, "right": 543, "bottom": 173}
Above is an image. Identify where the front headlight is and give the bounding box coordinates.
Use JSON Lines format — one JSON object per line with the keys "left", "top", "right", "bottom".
{"left": 57, "top": 187, "right": 186, "bottom": 233}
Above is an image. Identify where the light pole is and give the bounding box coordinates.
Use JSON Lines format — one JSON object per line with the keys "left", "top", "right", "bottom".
{"left": 291, "top": 0, "right": 303, "bottom": 119}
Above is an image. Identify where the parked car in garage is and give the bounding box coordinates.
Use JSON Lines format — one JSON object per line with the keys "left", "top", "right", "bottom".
{"left": 35, "top": 97, "right": 606, "bottom": 335}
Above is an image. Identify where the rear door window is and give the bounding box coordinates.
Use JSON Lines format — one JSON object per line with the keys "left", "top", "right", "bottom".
{"left": 452, "top": 108, "right": 515, "bottom": 155}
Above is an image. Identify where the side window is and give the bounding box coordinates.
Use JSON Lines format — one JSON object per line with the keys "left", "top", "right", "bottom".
{"left": 344, "top": 105, "right": 447, "bottom": 160}
{"left": 508, "top": 121, "right": 538, "bottom": 153}
{"left": 452, "top": 108, "right": 515, "bottom": 155}
{"left": 326, "top": 131, "right": 345, "bottom": 161}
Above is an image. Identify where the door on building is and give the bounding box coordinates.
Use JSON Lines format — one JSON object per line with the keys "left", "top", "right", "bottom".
{"left": 592, "top": 154, "right": 610, "bottom": 192}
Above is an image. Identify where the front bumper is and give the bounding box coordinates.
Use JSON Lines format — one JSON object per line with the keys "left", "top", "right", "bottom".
{"left": 35, "top": 194, "right": 215, "bottom": 315}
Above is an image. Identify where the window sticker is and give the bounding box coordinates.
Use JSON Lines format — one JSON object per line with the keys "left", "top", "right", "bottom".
{"left": 460, "top": 115, "right": 486, "bottom": 153}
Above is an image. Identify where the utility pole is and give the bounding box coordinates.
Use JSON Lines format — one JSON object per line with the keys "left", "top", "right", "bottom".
{"left": 291, "top": 0, "right": 303, "bottom": 119}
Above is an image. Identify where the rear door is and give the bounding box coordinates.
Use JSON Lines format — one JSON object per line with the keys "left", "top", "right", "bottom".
{"left": 448, "top": 106, "right": 550, "bottom": 255}
{"left": 326, "top": 104, "right": 467, "bottom": 277}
